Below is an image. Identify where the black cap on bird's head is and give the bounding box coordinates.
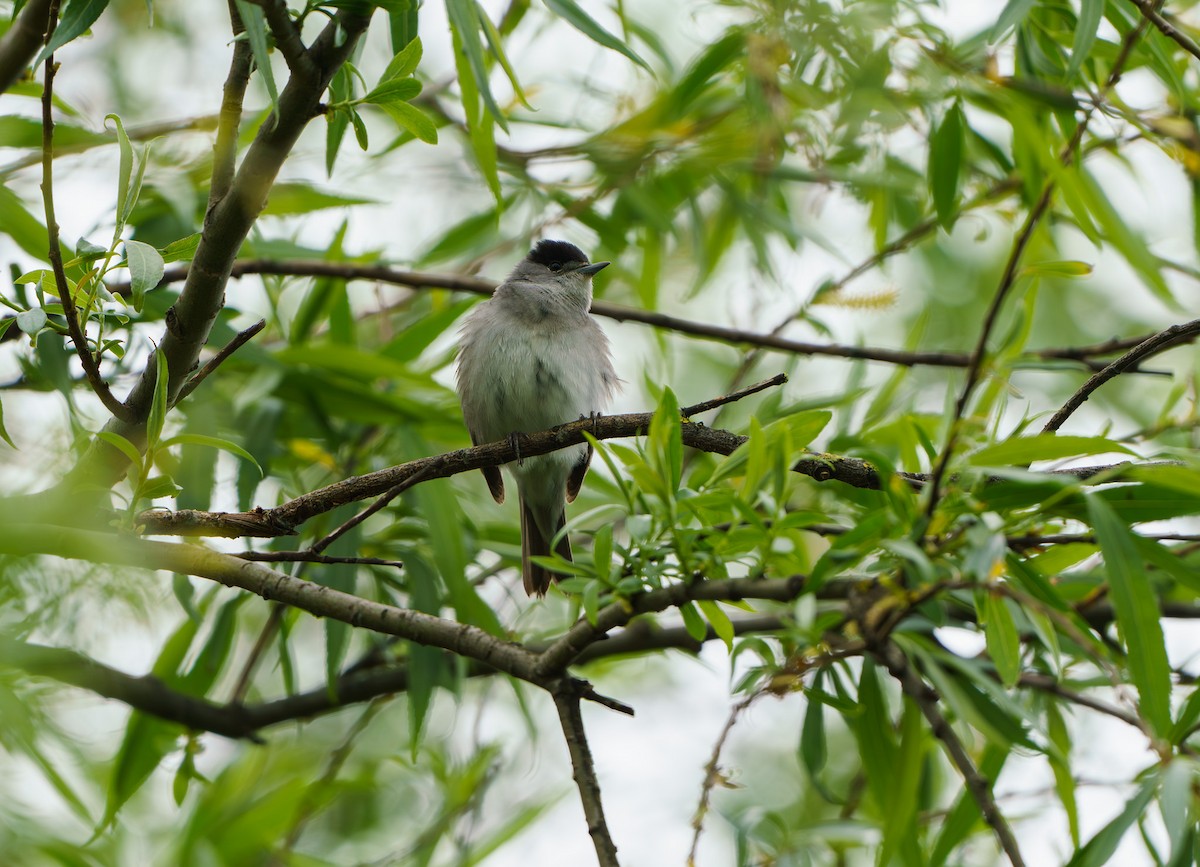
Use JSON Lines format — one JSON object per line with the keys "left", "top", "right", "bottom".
{"left": 527, "top": 240, "right": 610, "bottom": 276}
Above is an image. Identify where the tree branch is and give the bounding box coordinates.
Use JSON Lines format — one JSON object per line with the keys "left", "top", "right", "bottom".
{"left": 61, "top": 7, "right": 372, "bottom": 491}
{"left": 0, "top": 0, "right": 53, "bottom": 93}
{"left": 1042, "top": 318, "right": 1200, "bottom": 432}
{"left": 249, "top": 0, "right": 314, "bottom": 77}
{"left": 1125, "top": 0, "right": 1200, "bottom": 61}
{"left": 0, "top": 524, "right": 541, "bottom": 681}
{"left": 174, "top": 318, "right": 266, "bottom": 403}
{"left": 108, "top": 259, "right": 1159, "bottom": 372}
{"left": 553, "top": 681, "right": 621, "bottom": 866}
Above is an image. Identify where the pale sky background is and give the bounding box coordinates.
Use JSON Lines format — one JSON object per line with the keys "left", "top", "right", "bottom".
{"left": 2, "top": 1, "right": 1199, "bottom": 864}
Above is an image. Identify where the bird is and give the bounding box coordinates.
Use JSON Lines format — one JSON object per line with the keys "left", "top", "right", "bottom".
{"left": 456, "top": 240, "right": 620, "bottom": 596}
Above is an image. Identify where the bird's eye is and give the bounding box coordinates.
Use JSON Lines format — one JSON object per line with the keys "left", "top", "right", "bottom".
{"left": 548, "top": 262, "right": 562, "bottom": 272}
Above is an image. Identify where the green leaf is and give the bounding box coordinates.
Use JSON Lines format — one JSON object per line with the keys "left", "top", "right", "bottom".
{"left": 158, "top": 233, "right": 201, "bottom": 264}
{"left": 124, "top": 239, "right": 164, "bottom": 312}
{"left": 36, "top": 0, "right": 112, "bottom": 65}
{"left": 449, "top": 14, "right": 502, "bottom": 200}
{"left": 233, "top": 0, "right": 279, "bottom": 126}
{"left": 989, "top": 0, "right": 1036, "bottom": 42}
{"left": 261, "top": 182, "right": 375, "bottom": 216}
{"left": 362, "top": 77, "right": 422, "bottom": 105}
{"left": 1020, "top": 259, "right": 1093, "bottom": 279}
{"left": 799, "top": 678, "right": 827, "bottom": 776}
{"left": 379, "top": 100, "right": 439, "bottom": 144}
{"left": 350, "top": 109, "right": 369, "bottom": 149}
{"left": 1068, "top": 0, "right": 1103, "bottom": 80}
{"left": 968, "top": 434, "right": 1135, "bottom": 467}
{"left": 159, "top": 434, "right": 263, "bottom": 476}
{"left": 445, "top": 0, "right": 508, "bottom": 131}
{"left": 982, "top": 590, "right": 1020, "bottom": 687}
{"left": 697, "top": 599, "right": 733, "bottom": 650}
{"left": 16, "top": 308, "right": 47, "bottom": 334}
{"left": 1086, "top": 494, "right": 1172, "bottom": 737}
{"left": 97, "top": 430, "right": 143, "bottom": 466}
{"left": 147, "top": 350, "right": 169, "bottom": 449}
{"left": 679, "top": 600, "right": 706, "bottom": 641}
{"left": 0, "top": 397, "right": 15, "bottom": 449}
{"left": 591, "top": 523, "right": 613, "bottom": 583}
{"left": 105, "top": 114, "right": 134, "bottom": 234}
{"left": 648, "top": 387, "right": 682, "bottom": 494}
{"left": 929, "top": 101, "right": 964, "bottom": 230}
{"left": 542, "top": 0, "right": 652, "bottom": 73}
{"left": 1065, "top": 773, "right": 1159, "bottom": 867}
{"left": 380, "top": 35, "right": 423, "bottom": 81}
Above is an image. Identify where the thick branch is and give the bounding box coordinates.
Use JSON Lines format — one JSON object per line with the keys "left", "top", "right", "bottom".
{"left": 0, "top": 0, "right": 53, "bottom": 93}
{"left": 62, "top": 8, "right": 371, "bottom": 491}
{"left": 0, "top": 525, "right": 540, "bottom": 681}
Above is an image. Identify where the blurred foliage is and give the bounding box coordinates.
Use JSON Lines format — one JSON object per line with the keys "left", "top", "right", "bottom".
{"left": 1, "top": 0, "right": 1200, "bottom": 864}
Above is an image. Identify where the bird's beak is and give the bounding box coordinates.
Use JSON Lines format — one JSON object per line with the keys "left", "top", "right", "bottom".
{"left": 576, "top": 261, "right": 610, "bottom": 276}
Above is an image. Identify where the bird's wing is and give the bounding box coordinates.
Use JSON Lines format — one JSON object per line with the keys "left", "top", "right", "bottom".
{"left": 469, "top": 428, "right": 505, "bottom": 504}
{"left": 565, "top": 442, "right": 592, "bottom": 503}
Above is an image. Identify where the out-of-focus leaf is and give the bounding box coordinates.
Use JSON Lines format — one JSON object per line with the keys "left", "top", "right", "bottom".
{"left": 1068, "top": 0, "right": 1103, "bottom": 79}
{"left": 1020, "top": 259, "right": 1092, "bottom": 279}
{"left": 160, "top": 434, "right": 263, "bottom": 477}
{"left": 261, "top": 183, "right": 375, "bottom": 216}
{"left": 983, "top": 590, "right": 1020, "bottom": 687}
{"left": 1064, "top": 773, "right": 1158, "bottom": 867}
{"left": 0, "top": 116, "right": 108, "bottom": 149}
{"left": 0, "top": 397, "right": 15, "bottom": 449}
{"left": 543, "top": 0, "right": 651, "bottom": 72}
{"left": 233, "top": 0, "right": 279, "bottom": 125}
{"left": 648, "top": 387, "right": 682, "bottom": 494}
{"left": 147, "top": 350, "right": 169, "bottom": 449}
{"left": 929, "top": 101, "right": 964, "bottom": 230}
{"left": 1086, "top": 494, "right": 1171, "bottom": 737}
{"left": 989, "top": 0, "right": 1036, "bottom": 41}
{"left": 445, "top": 0, "right": 507, "bottom": 130}
{"left": 679, "top": 600, "right": 706, "bottom": 641}
{"left": 379, "top": 101, "right": 438, "bottom": 144}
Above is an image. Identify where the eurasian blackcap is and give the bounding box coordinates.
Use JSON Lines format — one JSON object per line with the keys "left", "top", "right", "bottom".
{"left": 456, "top": 240, "right": 619, "bottom": 596}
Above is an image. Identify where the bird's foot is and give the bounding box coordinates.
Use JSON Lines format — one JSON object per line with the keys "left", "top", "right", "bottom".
{"left": 508, "top": 431, "right": 523, "bottom": 467}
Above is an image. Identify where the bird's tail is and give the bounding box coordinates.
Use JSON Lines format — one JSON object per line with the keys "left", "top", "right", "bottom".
{"left": 521, "top": 498, "right": 572, "bottom": 597}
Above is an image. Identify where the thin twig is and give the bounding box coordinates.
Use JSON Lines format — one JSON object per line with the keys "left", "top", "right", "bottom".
{"left": 553, "top": 682, "right": 621, "bottom": 867}
{"left": 1042, "top": 319, "right": 1200, "bottom": 432}
{"left": 236, "top": 550, "right": 405, "bottom": 568}
{"left": 309, "top": 465, "right": 435, "bottom": 555}
{"left": 111, "top": 260, "right": 1149, "bottom": 372}
{"left": 680, "top": 373, "right": 787, "bottom": 417}
{"left": 174, "top": 318, "right": 266, "bottom": 403}
{"left": 38, "top": 9, "right": 134, "bottom": 423}
{"left": 687, "top": 690, "right": 759, "bottom": 867}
